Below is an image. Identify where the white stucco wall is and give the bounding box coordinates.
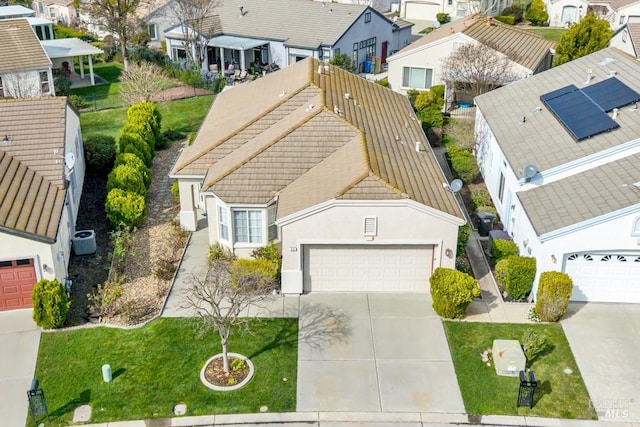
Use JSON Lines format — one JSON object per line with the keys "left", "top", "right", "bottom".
{"left": 0, "top": 68, "right": 52, "bottom": 98}
{"left": 610, "top": 26, "right": 639, "bottom": 57}
{"left": 545, "top": 0, "right": 587, "bottom": 27}
{"left": 279, "top": 200, "right": 462, "bottom": 293}
{"left": 65, "top": 104, "right": 85, "bottom": 224}
{"left": 614, "top": 3, "right": 640, "bottom": 29}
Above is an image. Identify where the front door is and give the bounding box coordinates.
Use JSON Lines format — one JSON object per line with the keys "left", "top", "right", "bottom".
{"left": 381, "top": 41, "right": 388, "bottom": 63}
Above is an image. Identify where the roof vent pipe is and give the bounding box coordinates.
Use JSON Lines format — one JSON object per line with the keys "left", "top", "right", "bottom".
{"left": 415, "top": 141, "right": 422, "bottom": 152}
{"left": 612, "top": 108, "right": 619, "bottom": 119}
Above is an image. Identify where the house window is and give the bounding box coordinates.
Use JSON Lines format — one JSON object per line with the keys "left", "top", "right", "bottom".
{"left": 620, "top": 15, "right": 626, "bottom": 24}
{"left": 364, "top": 217, "right": 377, "bottom": 236}
{"left": 218, "top": 206, "right": 229, "bottom": 241}
{"left": 38, "top": 1, "right": 44, "bottom": 13}
{"left": 40, "top": 71, "right": 50, "bottom": 94}
{"left": 49, "top": 7, "right": 56, "bottom": 18}
{"left": 353, "top": 43, "right": 358, "bottom": 66}
{"left": 498, "top": 172, "right": 505, "bottom": 203}
{"left": 233, "top": 210, "right": 262, "bottom": 243}
{"left": 0, "top": 76, "right": 3, "bottom": 97}
{"left": 365, "top": 11, "right": 371, "bottom": 23}
{"left": 448, "top": 0, "right": 453, "bottom": 5}
{"left": 622, "top": 30, "right": 627, "bottom": 43}
{"left": 148, "top": 24, "right": 157, "bottom": 40}
{"left": 366, "top": 37, "right": 376, "bottom": 57}
{"left": 402, "top": 67, "right": 433, "bottom": 89}
{"left": 268, "top": 205, "right": 278, "bottom": 240}
{"left": 632, "top": 215, "right": 640, "bottom": 236}
{"left": 335, "top": 48, "right": 340, "bottom": 56}
{"left": 321, "top": 47, "right": 331, "bottom": 62}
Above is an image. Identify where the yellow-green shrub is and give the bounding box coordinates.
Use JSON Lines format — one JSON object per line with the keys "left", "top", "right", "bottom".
{"left": 497, "top": 255, "right": 536, "bottom": 300}
{"left": 105, "top": 188, "right": 146, "bottom": 229}
{"left": 32, "top": 279, "right": 69, "bottom": 329}
{"left": 491, "top": 239, "right": 518, "bottom": 262}
{"left": 107, "top": 164, "right": 147, "bottom": 197}
{"left": 535, "top": 271, "right": 573, "bottom": 322}
{"left": 114, "top": 153, "right": 151, "bottom": 188}
{"left": 430, "top": 267, "right": 480, "bottom": 319}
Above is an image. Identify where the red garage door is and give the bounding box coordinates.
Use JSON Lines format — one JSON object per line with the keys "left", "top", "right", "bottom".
{"left": 0, "top": 259, "right": 36, "bottom": 311}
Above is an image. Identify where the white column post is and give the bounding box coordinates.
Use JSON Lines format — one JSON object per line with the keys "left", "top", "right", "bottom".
{"left": 88, "top": 55, "right": 95, "bottom": 85}
{"left": 79, "top": 55, "right": 85, "bottom": 79}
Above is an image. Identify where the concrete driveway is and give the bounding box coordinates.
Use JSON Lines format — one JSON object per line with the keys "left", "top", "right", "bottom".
{"left": 0, "top": 309, "right": 41, "bottom": 426}
{"left": 562, "top": 303, "right": 640, "bottom": 422}
{"left": 296, "top": 293, "right": 465, "bottom": 413}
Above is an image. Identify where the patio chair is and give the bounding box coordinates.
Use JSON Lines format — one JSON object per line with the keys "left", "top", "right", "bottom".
{"left": 232, "top": 69, "right": 242, "bottom": 81}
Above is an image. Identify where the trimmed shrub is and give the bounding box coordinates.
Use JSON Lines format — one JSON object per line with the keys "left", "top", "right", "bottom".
{"left": 114, "top": 153, "right": 151, "bottom": 188}
{"left": 208, "top": 242, "right": 235, "bottom": 262}
{"left": 121, "top": 120, "right": 156, "bottom": 152}
{"left": 107, "top": 164, "right": 147, "bottom": 197}
{"left": 83, "top": 134, "right": 116, "bottom": 173}
{"left": 118, "top": 133, "right": 152, "bottom": 166}
{"left": 32, "top": 278, "right": 69, "bottom": 329}
{"left": 448, "top": 145, "right": 479, "bottom": 183}
{"left": 499, "top": 255, "right": 536, "bottom": 300}
{"left": 127, "top": 102, "right": 162, "bottom": 146}
{"left": 526, "top": 0, "right": 549, "bottom": 26}
{"left": 231, "top": 258, "right": 279, "bottom": 288}
{"left": 457, "top": 223, "right": 470, "bottom": 257}
{"left": 455, "top": 256, "right": 471, "bottom": 274}
{"left": 490, "top": 239, "right": 518, "bottom": 262}
{"left": 476, "top": 205, "right": 497, "bottom": 215}
{"left": 105, "top": 188, "right": 146, "bottom": 229}
{"left": 375, "top": 77, "right": 389, "bottom": 87}
{"left": 521, "top": 329, "right": 549, "bottom": 363}
{"left": 494, "top": 15, "right": 515, "bottom": 25}
{"left": 430, "top": 267, "right": 480, "bottom": 319}
{"left": 502, "top": 5, "right": 524, "bottom": 22}
{"left": 251, "top": 240, "right": 282, "bottom": 286}
{"left": 535, "top": 271, "right": 573, "bottom": 322}
{"left": 171, "top": 180, "right": 180, "bottom": 202}
{"left": 471, "top": 189, "right": 492, "bottom": 210}
{"left": 436, "top": 13, "right": 450, "bottom": 24}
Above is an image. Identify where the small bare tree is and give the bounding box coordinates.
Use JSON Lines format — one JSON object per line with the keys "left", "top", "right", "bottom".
{"left": 170, "top": 0, "right": 222, "bottom": 68}
{"left": 183, "top": 259, "right": 276, "bottom": 373}
{"left": 119, "top": 62, "right": 169, "bottom": 105}
{"left": 444, "top": 119, "right": 475, "bottom": 151}
{"left": 441, "top": 42, "right": 523, "bottom": 98}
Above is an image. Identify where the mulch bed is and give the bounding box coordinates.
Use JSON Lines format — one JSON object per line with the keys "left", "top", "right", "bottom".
{"left": 203, "top": 356, "right": 250, "bottom": 387}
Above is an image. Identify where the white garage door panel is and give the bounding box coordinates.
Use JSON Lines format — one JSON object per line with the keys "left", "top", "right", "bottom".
{"left": 304, "top": 245, "right": 433, "bottom": 292}
{"left": 406, "top": 3, "right": 440, "bottom": 21}
{"left": 564, "top": 253, "right": 640, "bottom": 303}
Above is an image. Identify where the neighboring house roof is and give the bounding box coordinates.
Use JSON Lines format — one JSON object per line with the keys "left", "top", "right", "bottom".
{"left": 609, "top": 0, "right": 640, "bottom": 10}
{"left": 0, "top": 18, "right": 51, "bottom": 73}
{"left": 162, "top": 0, "right": 397, "bottom": 49}
{"left": 517, "top": 152, "right": 640, "bottom": 235}
{"left": 0, "top": 5, "right": 35, "bottom": 17}
{"left": 0, "top": 97, "right": 69, "bottom": 242}
{"left": 393, "top": 15, "right": 555, "bottom": 72}
{"left": 628, "top": 22, "right": 640, "bottom": 53}
{"left": 171, "top": 58, "right": 462, "bottom": 220}
{"left": 475, "top": 47, "right": 640, "bottom": 236}
{"left": 41, "top": 38, "right": 103, "bottom": 58}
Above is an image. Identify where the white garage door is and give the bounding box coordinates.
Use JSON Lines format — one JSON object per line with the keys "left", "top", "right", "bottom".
{"left": 564, "top": 253, "right": 640, "bottom": 303}
{"left": 303, "top": 244, "right": 434, "bottom": 292}
{"left": 405, "top": 3, "right": 440, "bottom": 21}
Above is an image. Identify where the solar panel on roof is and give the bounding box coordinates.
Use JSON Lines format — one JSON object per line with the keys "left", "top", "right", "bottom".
{"left": 540, "top": 84, "right": 578, "bottom": 102}
{"left": 542, "top": 89, "right": 620, "bottom": 141}
{"left": 582, "top": 77, "right": 640, "bottom": 112}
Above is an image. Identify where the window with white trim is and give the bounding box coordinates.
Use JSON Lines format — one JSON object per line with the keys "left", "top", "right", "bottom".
{"left": 632, "top": 215, "right": 640, "bottom": 236}
{"left": 498, "top": 172, "right": 505, "bottom": 203}
{"left": 49, "top": 7, "right": 56, "bottom": 18}
{"left": 268, "top": 205, "right": 278, "bottom": 240}
{"left": 218, "top": 206, "right": 229, "bottom": 241}
{"left": 402, "top": 67, "right": 433, "bottom": 90}
{"left": 365, "top": 12, "right": 371, "bottom": 23}
{"left": 364, "top": 217, "right": 377, "bottom": 236}
{"left": 148, "top": 24, "right": 157, "bottom": 40}
{"left": 40, "top": 71, "right": 50, "bottom": 94}
{"left": 233, "top": 210, "right": 262, "bottom": 243}
{"left": 0, "top": 76, "right": 4, "bottom": 97}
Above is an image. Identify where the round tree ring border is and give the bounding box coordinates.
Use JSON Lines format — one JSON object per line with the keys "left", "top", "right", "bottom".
{"left": 200, "top": 353, "right": 255, "bottom": 391}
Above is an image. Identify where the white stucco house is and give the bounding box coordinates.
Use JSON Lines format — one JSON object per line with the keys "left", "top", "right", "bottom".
{"left": 545, "top": 0, "right": 640, "bottom": 29}
{"left": 399, "top": 0, "right": 512, "bottom": 25}
{"left": 32, "top": 0, "right": 78, "bottom": 27}
{"left": 170, "top": 58, "right": 465, "bottom": 295}
{"left": 386, "top": 15, "right": 555, "bottom": 107}
{"left": 610, "top": 22, "right": 640, "bottom": 57}
{"left": 147, "top": 0, "right": 413, "bottom": 73}
{"left": 0, "top": 97, "right": 85, "bottom": 311}
{"left": 474, "top": 47, "right": 640, "bottom": 303}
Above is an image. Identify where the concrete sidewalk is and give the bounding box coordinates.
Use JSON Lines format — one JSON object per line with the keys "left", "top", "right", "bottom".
{"left": 0, "top": 309, "right": 41, "bottom": 427}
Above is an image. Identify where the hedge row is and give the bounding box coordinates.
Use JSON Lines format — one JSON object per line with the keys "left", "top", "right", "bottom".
{"left": 105, "top": 102, "right": 162, "bottom": 229}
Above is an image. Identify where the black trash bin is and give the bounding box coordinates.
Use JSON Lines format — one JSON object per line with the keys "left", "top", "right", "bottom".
{"left": 477, "top": 212, "right": 495, "bottom": 237}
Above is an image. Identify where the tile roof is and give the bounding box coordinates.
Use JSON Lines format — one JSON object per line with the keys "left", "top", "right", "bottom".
{"left": 172, "top": 58, "right": 462, "bottom": 220}
{"left": 0, "top": 18, "right": 51, "bottom": 73}
{"left": 475, "top": 48, "right": 640, "bottom": 172}
{"left": 628, "top": 23, "right": 640, "bottom": 56}
{"left": 0, "top": 97, "right": 69, "bottom": 242}
{"left": 394, "top": 15, "right": 554, "bottom": 72}
{"left": 610, "top": 0, "right": 640, "bottom": 10}
{"left": 517, "top": 152, "right": 640, "bottom": 236}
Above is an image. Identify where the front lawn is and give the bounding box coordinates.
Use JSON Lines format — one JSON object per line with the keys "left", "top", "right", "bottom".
{"left": 71, "top": 62, "right": 124, "bottom": 111}
{"left": 33, "top": 317, "right": 298, "bottom": 425}
{"left": 444, "top": 322, "right": 596, "bottom": 419}
{"left": 80, "top": 95, "right": 214, "bottom": 139}
{"left": 525, "top": 28, "right": 568, "bottom": 43}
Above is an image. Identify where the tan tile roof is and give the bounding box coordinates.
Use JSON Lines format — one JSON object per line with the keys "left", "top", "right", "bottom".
{"left": 0, "top": 97, "right": 69, "bottom": 242}
{"left": 610, "top": 0, "right": 640, "bottom": 10}
{"left": 628, "top": 23, "right": 640, "bottom": 56}
{"left": 517, "top": 153, "right": 640, "bottom": 236}
{"left": 394, "top": 15, "right": 554, "bottom": 73}
{"left": 0, "top": 18, "right": 51, "bottom": 73}
{"left": 172, "top": 58, "right": 463, "bottom": 220}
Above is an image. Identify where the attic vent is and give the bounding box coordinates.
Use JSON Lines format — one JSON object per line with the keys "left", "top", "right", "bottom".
{"left": 364, "top": 217, "right": 377, "bottom": 237}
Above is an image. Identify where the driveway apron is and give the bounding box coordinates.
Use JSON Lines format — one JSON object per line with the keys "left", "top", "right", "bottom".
{"left": 0, "top": 309, "right": 41, "bottom": 426}
{"left": 296, "top": 293, "right": 465, "bottom": 413}
{"left": 562, "top": 303, "right": 640, "bottom": 422}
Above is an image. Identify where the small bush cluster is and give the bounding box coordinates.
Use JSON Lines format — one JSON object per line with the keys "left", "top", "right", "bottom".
{"left": 430, "top": 267, "right": 480, "bottom": 319}
{"left": 501, "top": 5, "right": 525, "bottom": 23}
{"left": 208, "top": 242, "right": 235, "bottom": 263}
{"left": 412, "top": 85, "right": 445, "bottom": 133}
{"left": 32, "top": 278, "right": 70, "bottom": 329}
{"left": 495, "top": 255, "right": 536, "bottom": 300}
{"left": 490, "top": 239, "right": 518, "bottom": 262}
{"left": 457, "top": 223, "right": 470, "bottom": 257}
{"left": 231, "top": 258, "right": 280, "bottom": 289}
{"left": 436, "top": 13, "right": 450, "bottom": 24}
{"left": 470, "top": 189, "right": 491, "bottom": 210}
{"left": 251, "top": 240, "right": 282, "bottom": 287}
{"left": 171, "top": 180, "right": 180, "bottom": 202}
{"left": 106, "top": 102, "right": 161, "bottom": 229}
{"left": 494, "top": 15, "right": 516, "bottom": 25}
{"left": 447, "top": 144, "right": 479, "bottom": 183}
{"left": 84, "top": 134, "right": 116, "bottom": 173}
{"left": 521, "top": 329, "right": 549, "bottom": 363}
{"left": 535, "top": 271, "right": 573, "bottom": 322}
{"left": 165, "top": 59, "right": 225, "bottom": 92}
{"left": 475, "top": 205, "right": 497, "bottom": 215}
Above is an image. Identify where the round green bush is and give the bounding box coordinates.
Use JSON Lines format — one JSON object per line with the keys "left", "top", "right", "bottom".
{"left": 32, "top": 278, "right": 69, "bottom": 329}
{"left": 496, "top": 255, "right": 537, "bottom": 300}
{"left": 490, "top": 239, "right": 518, "bottom": 262}
{"left": 121, "top": 120, "right": 156, "bottom": 152}
{"left": 105, "top": 188, "right": 147, "bottom": 229}
{"left": 107, "top": 164, "right": 147, "bottom": 197}
{"left": 457, "top": 223, "right": 470, "bottom": 257}
{"left": 535, "top": 271, "right": 573, "bottom": 322}
{"left": 127, "top": 102, "right": 162, "bottom": 147}
{"left": 114, "top": 153, "right": 151, "bottom": 188}
{"left": 118, "top": 133, "right": 152, "bottom": 166}
{"left": 83, "top": 134, "right": 116, "bottom": 173}
{"left": 430, "top": 267, "right": 480, "bottom": 319}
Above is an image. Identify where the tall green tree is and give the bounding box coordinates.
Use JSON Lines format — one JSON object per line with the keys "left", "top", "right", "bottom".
{"left": 554, "top": 13, "right": 613, "bottom": 66}
{"left": 526, "top": 0, "right": 549, "bottom": 26}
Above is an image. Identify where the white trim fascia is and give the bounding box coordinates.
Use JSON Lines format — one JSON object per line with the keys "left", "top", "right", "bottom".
{"left": 296, "top": 237, "right": 443, "bottom": 246}
{"left": 169, "top": 173, "right": 205, "bottom": 179}
{"left": 387, "top": 33, "right": 474, "bottom": 62}
{"left": 277, "top": 199, "right": 465, "bottom": 226}
{"left": 518, "top": 137, "right": 640, "bottom": 188}
{"left": 539, "top": 203, "right": 640, "bottom": 242}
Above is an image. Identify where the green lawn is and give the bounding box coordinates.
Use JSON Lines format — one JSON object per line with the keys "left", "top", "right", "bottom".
{"left": 33, "top": 317, "right": 298, "bottom": 426}
{"left": 444, "top": 321, "right": 596, "bottom": 419}
{"left": 71, "top": 62, "right": 124, "bottom": 111}
{"left": 525, "top": 28, "right": 568, "bottom": 43}
{"left": 80, "top": 95, "right": 214, "bottom": 139}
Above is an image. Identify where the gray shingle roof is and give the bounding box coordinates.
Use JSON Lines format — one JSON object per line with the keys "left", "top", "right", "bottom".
{"left": 172, "top": 58, "right": 463, "bottom": 220}
{"left": 0, "top": 97, "right": 68, "bottom": 242}
{"left": 0, "top": 18, "right": 51, "bottom": 73}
